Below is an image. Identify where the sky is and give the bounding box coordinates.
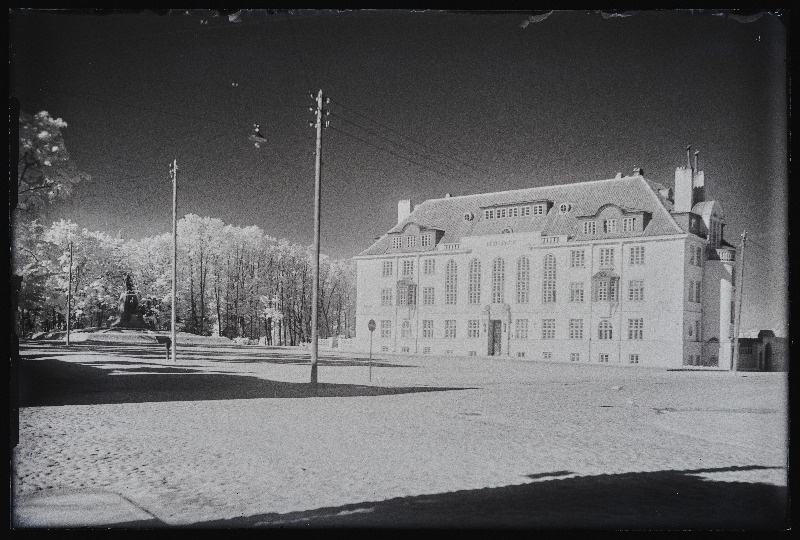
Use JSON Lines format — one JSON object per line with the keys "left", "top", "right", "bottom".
{"left": 9, "top": 9, "right": 789, "bottom": 335}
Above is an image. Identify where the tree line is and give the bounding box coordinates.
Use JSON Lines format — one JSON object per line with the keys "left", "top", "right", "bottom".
{"left": 13, "top": 110, "right": 356, "bottom": 344}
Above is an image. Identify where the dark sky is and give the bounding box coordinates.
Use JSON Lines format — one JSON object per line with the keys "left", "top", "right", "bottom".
{"left": 9, "top": 9, "right": 788, "bottom": 335}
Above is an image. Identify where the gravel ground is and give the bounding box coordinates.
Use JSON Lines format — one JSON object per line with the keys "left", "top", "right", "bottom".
{"left": 11, "top": 341, "right": 789, "bottom": 529}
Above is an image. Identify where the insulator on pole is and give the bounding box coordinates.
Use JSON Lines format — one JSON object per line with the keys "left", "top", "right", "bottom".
{"left": 325, "top": 120, "right": 330, "bottom": 128}
{"left": 309, "top": 121, "right": 315, "bottom": 128}
{"left": 325, "top": 97, "right": 330, "bottom": 104}
{"left": 309, "top": 92, "right": 315, "bottom": 99}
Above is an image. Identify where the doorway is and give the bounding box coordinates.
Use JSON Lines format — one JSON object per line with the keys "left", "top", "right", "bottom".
{"left": 488, "top": 320, "right": 502, "bottom": 356}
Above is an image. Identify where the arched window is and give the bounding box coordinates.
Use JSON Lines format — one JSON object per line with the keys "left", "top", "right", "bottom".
{"left": 401, "top": 320, "right": 411, "bottom": 339}
{"left": 598, "top": 320, "right": 613, "bottom": 340}
{"left": 516, "top": 256, "right": 530, "bottom": 303}
{"left": 492, "top": 258, "right": 505, "bottom": 304}
{"left": 445, "top": 260, "right": 458, "bottom": 305}
{"left": 468, "top": 259, "right": 481, "bottom": 305}
{"left": 543, "top": 254, "right": 556, "bottom": 303}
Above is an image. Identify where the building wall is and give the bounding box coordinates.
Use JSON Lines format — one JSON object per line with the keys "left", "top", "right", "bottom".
{"left": 355, "top": 231, "right": 702, "bottom": 367}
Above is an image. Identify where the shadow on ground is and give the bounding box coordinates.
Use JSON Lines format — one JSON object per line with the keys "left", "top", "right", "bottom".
{"left": 18, "top": 358, "right": 467, "bottom": 407}
{"left": 193, "top": 465, "right": 788, "bottom": 530}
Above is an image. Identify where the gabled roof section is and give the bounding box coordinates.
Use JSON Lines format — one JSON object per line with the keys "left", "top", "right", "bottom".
{"left": 358, "top": 175, "right": 684, "bottom": 256}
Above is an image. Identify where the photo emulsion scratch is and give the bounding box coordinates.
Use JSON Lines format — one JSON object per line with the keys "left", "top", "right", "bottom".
{"left": 8, "top": 9, "right": 789, "bottom": 531}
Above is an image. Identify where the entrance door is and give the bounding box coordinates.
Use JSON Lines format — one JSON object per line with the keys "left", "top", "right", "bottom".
{"left": 488, "top": 320, "right": 502, "bottom": 356}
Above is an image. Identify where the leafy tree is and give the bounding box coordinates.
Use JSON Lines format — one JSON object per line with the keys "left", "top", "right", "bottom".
{"left": 17, "top": 111, "right": 90, "bottom": 216}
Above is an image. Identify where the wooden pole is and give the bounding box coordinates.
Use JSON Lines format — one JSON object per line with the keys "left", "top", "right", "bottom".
{"left": 171, "top": 159, "right": 178, "bottom": 363}
{"left": 310, "top": 90, "right": 324, "bottom": 392}
{"left": 732, "top": 230, "right": 746, "bottom": 372}
{"left": 65, "top": 241, "right": 72, "bottom": 346}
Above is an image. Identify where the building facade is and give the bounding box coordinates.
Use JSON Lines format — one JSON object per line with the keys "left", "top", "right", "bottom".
{"left": 353, "top": 152, "right": 738, "bottom": 368}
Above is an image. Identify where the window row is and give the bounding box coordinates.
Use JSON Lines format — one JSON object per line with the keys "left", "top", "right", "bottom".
{"left": 688, "top": 280, "right": 702, "bottom": 303}
{"left": 380, "top": 278, "right": 646, "bottom": 306}
{"left": 378, "top": 318, "right": 644, "bottom": 340}
{"left": 688, "top": 245, "right": 704, "bottom": 267}
{"left": 583, "top": 217, "right": 638, "bottom": 236}
{"left": 391, "top": 233, "right": 435, "bottom": 250}
{"left": 483, "top": 204, "right": 542, "bottom": 220}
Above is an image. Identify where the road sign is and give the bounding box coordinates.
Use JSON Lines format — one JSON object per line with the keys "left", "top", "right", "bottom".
{"left": 368, "top": 319, "right": 376, "bottom": 332}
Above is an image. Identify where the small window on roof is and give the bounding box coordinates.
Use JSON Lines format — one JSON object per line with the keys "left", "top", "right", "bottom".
{"left": 464, "top": 212, "right": 474, "bottom": 222}
{"left": 501, "top": 227, "right": 513, "bottom": 234}
{"left": 559, "top": 203, "right": 572, "bottom": 213}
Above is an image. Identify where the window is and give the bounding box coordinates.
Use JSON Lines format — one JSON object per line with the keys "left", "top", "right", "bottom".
{"left": 421, "top": 234, "right": 432, "bottom": 248}
{"left": 570, "top": 353, "right": 581, "bottom": 362}
{"left": 599, "top": 353, "right": 609, "bottom": 363}
{"left": 423, "top": 346, "right": 431, "bottom": 354}
{"left": 484, "top": 209, "right": 495, "bottom": 220}
{"left": 492, "top": 258, "right": 505, "bottom": 304}
{"left": 570, "top": 282, "right": 585, "bottom": 303}
{"left": 521, "top": 205, "right": 531, "bottom": 216}
{"left": 468, "top": 320, "right": 480, "bottom": 338}
{"left": 622, "top": 217, "right": 636, "bottom": 232}
{"left": 514, "top": 319, "right": 529, "bottom": 339}
{"left": 380, "top": 320, "right": 391, "bottom": 339}
{"left": 468, "top": 259, "right": 481, "bottom": 304}
{"left": 593, "top": 274, "right": 619, "bottom": 302}
{"left": 382, "top": 261, "right": 393, "bottom": 277}
{"left": 628, "top": 318, "right": 643, "bottom": 340}
{"left": 402, "top": 260, "right": 414, "bottom": 276}
{"left": 516, "top": 352, "right": 525, "bottom": 358}
{"left": 381, "top": 288, "right": 393, "bottom": 306}
{"left": 559, "top": 203, "right": 572, "bottom": 213}
{"left": 695, "top": 246, "right": 703, "bottom": 267}
{"left": 629, "top": 246, "right": 645, "bottom": 265}
{"left": 689, "top": 280, "right": 701, "bottom": 303}
{"left": 392, "top": 236, "right": 402, "bottom": 249}
{"left": 509, "top": 207, "right": 519, "bottom": 218}
{"left": 542, "top": 254, "right": 556, "bottom": 303}
{"left": 695, "top": 320, "right": 701, "bottom": 342}
{"left": 498, "top": 208, "right": 507, "bottom": 218}
{"left": 423, "top": 258, "right": 435, "bottom": 275}
{"left": 401, "top": 320, "right": 411, "bottom": 339}
{"left": 397, "top": 287, "right": 407, "bottom": 306}
{"left": 542, "top": 319, "right": 555, "bottom": 339}
{"left": 569, "top": 319, "right": 584, "bottom": 339}
{"left": 604, "top": 219, "right": 617, "bottom": 233}
{"left": 532, "top": 204, "right": 545, "bottom": 216}
{"left": 401, "top": 346, "right": 410, "bottom": 353}
{"left": 444, "top": 320, "right": 456, "bottom": 338}
{"left": 598, "top": 320, "right": 613, "bottom": 340}
{"left": 422, "top": 286, "right": 435, "bottom": 305}
{"left": 689, "top": 246, "right": 695, "bottom": 266}
{"left": 628, "top": 280, "right": 644, "bottom": 301}
{"left": 516, "top": 256, "right": 530, "bottom": 303}
{"left": 405, "top": 236, "right": 417, "bottom": 248}
{"left": 501, "top": 227, "right": 513, "bottom": 234}
{"left": 542, "top": 351, "right": 552, "bottom": 360}
{"left": 381, "top": 346, "right": 389, "bottom": 352}
{"left": 583, "top": 221, "right": 596, "bottom": 235}
{"left": 629, "top": 354, "right": 639, "bottom": 364}
{"left": 599, "top": 247, "right": 615, "bottom": 268}
{"left": 445, "top": 260, "right": 458, "bottom": 305}
{"left": 570, "top": 250, "right": 585, "bottom": 268}
{"left": 422, "top": 320, "right": 433, "bottom": 338}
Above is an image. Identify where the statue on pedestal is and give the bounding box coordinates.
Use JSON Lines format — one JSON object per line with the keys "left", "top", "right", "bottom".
{"left": 108, "top": 274, "right": 147, "bottom": 329}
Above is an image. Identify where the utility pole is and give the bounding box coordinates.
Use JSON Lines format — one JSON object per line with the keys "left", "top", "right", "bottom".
{"left": 170, "top": 159, "right": 178, "bottom": 363}
{"left": 309, "top": 89, "right": 330, "bottom": 392}
{"left": 732, "top": 230, "right": 746, "bottom": 372}
{"left": 65, "top": 241, "right": 73, "bottom": 346}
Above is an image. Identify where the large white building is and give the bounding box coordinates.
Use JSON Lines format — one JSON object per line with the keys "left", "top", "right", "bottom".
{"left": 353, "top": 151, "right": 737, "bottom": 368}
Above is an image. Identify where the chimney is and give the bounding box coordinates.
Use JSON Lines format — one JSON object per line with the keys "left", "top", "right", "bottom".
{"left": 615, "top": 172, "right": 622, "bottom": 179}
{"left": 632, "top": 167, "right": 644, "bottom": 176}
{"left": 397, "top": 199, "right": 412, "bottom": 224}
{"left": 674, "top": 146, "right": 694, "bottom": 213}
{"left": 444, "top": 193, "right": 451, "bottom": 198}
{"left": 692, "top": 150, "right": 705, "bottom": 206}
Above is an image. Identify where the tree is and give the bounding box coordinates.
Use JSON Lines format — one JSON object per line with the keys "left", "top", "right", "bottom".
{"left": 17, "top": 111, "right": 90, "bottom": 216}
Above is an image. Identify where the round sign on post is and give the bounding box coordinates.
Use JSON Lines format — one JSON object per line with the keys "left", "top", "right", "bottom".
{"left": 367, "top": 319, "right": 376, "bottom": 382}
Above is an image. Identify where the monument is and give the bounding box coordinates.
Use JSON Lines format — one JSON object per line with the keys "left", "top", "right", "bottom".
{"left": 108, "top": 274, "right": 147, "bottom": 329}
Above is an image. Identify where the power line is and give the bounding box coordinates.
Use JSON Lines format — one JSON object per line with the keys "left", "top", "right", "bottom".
{"left": 328, "top": 111, "right": 477, "bottom": 178}
{"left": 327, "top": 125, "right": 457, "bottom": 181}
{"left": 329, "top": 96, "right": 494, "bottom": 175}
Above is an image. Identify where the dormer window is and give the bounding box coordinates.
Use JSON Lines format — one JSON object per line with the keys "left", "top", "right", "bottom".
{"left": 405, "top": 236, "right": 417, "bottom": 248}
{"left": 622, "top": 217, "right": 636, "bottom": 232}
{"left": 421, "top": 233, "right": 432, "bottom": 247}
{"left": 603, "top": 219, "right": 617, "bottom": 233}
{"left": 392, "top": 236, "right": 402, "bottom": 249}
{"left": 484, "top": 209, "right": 495, "bottom": 220}
{"left": 521, "top": 206, "right": 531, "bottom": 216}
{"left": 583, "top": 221, "right": 596, "bottom": 235}
{"left": 559, "top": 203, "right": 572, "bottom": 213}
{"left": 501, "top": 227, "right": 513, "bottom": 234}
{"left": 463, "top": 212, "right": 474, "bottom": 222}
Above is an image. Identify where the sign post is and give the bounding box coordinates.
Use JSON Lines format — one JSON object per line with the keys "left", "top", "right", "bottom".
{"left": 368, "top": 319, "right": 376, "bottom": 383}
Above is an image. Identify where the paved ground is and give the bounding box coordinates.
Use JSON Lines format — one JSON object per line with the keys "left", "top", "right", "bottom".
{"left": 10, "top": 340, "right": 790, "bottom": 530}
